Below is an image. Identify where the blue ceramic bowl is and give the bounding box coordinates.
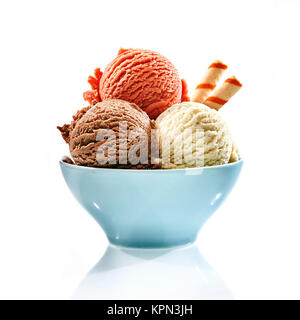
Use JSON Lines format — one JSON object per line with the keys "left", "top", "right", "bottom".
{"left": 60, "top": 159, "right": 243, "bottom": 248}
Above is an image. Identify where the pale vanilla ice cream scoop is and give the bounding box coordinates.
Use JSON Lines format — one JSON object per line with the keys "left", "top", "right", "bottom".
{"left": 156, "top": 102, "right": 234, "bottom": 168}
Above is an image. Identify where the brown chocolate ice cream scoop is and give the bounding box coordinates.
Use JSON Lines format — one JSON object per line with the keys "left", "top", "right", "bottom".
{"left": 58, "top": 99, "right": 160, "bottom": 168}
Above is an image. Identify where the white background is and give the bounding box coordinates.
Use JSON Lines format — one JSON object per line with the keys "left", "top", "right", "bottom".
{"left": 0, "top": 0, "right": 300, "bottom": 299}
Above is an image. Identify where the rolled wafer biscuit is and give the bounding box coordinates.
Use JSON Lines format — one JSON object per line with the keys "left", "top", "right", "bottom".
{"left": 204, "top": 76, "right": 242, "bottom": 111}
{"left": 192, "top": 60, "right": 228, "bottom": 103}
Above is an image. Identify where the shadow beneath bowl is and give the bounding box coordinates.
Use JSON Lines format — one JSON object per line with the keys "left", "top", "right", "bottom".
{"left": 73, "top": 244, "right": 233, "bottom": 300}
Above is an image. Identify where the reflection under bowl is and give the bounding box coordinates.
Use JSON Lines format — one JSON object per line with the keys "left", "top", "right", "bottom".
{"left": 73, "top": 244, "right": 233, "bottom": 300}
{"left": 60, "top": 159, "right": 243, "bottom": 248}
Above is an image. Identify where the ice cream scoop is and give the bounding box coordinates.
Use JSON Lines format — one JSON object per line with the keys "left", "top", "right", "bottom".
{"left": 156, "top": 102, "right": 233, "bottom": 168}
{"left": 58, "top": 99, "right": 160, "bottom": 168}
{"left": 83, "top": 48, "right": 189, "bottom": 119}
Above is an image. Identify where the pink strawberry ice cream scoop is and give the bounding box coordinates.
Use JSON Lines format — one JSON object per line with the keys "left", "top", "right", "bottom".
{"left": 83, "top": 48, "right": 189, "bottom": 119}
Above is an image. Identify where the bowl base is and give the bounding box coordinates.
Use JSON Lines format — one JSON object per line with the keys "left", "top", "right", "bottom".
{"left": 107, "top": 236, "right": 197, "bottom": 249}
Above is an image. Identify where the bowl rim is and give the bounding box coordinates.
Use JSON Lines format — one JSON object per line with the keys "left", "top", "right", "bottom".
{"left": 59, "top": 156, "right": 243, "bottom": 173}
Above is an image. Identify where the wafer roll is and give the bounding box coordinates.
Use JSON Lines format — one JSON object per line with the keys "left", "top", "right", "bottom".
{"left": 204, "top": 76, "right": 242, "bottom": 110}
{"left": 192, "top": 60, "right": 228, "bottom": 103}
